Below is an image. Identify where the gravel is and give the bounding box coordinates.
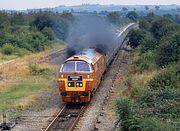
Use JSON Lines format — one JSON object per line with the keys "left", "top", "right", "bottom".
{"left": 75, "top": 44, "right": 132, "bottom": 131}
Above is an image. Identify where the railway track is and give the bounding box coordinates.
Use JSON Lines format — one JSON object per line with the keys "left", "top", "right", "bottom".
{"left": 43, "top": 104, "right": 86, "bottom": 131}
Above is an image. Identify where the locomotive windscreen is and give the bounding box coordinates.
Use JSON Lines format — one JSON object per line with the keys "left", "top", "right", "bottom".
{"left": 61, "top": 61, "right": 92, "bottom": 72}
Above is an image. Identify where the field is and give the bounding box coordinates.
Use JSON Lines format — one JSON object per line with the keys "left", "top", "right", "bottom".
{"left": 0, "top": 43, "right": 64, "bottom": 121}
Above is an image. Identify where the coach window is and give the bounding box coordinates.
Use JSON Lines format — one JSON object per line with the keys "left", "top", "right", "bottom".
{"left": 62, "top": 61, "right": 75, "bottom": 72}
{"left": 76, "top": 61, "right": 91, "bottom": 72}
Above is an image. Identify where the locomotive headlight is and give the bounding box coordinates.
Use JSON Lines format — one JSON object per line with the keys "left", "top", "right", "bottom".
{"left": 76, "top": 83, "right": 79, "bottom": 86}
{"left": 68, "top": 82, "right": 74, "bottom": 87}
{"left": 87, "top": 75, "right": 90, "bottom": 78}
{"left": 61, "top": 75, "right": 63, "bottom": 78}
{"left": 76, "top": 82, "right": 83, "bottom": 87}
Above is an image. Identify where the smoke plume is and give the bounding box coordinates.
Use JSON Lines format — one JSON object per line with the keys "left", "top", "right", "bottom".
{"left": 65, "top": 16, "right": 118, "bottom": 58}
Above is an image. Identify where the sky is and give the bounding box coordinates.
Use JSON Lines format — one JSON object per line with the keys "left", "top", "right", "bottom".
{"left": 0, "top": 0, "right": 180, "bottom": 10}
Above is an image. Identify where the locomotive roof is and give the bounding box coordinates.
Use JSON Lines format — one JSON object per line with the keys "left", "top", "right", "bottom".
{"left": 65, "top": 48, "right": 102, "bottom": 65}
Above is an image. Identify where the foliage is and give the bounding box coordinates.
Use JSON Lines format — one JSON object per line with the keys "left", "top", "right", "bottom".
{"left": 117, "top": 14, "right": 180, "bottom": 131}
{"left": 107, "top": 11, "right": 120, "bottom": 24}
{"left": 134, "top": 50, "right": 156, "bottom": 72}
{"left": 0, "top": 11, "right": 74, "bottom": 56}
{"left": 28, "top": 64, "right": 49, "bottom": 75}
{"left": 1, "top": 43, "right": 16, "bottom": 55}
{"left": 31, "top": 13, "right": 53, "bottom": 31}
{"left": 128, "top": 29, "right": 145, "bottom": 48}
{"left": 150, "top": 17, "right": 178, "bottom": 40}
{"left": 126, "top": 11, "right": 138, "bottom": 22}
{"left": 140, "top": 33, "right": 157, "bottom": 53}
{"left": 116, "top": 97, "right": 136, "bottom": 131}
{"left": 156, "top": 32, "right": 180, "bottom": 67}
{"left": 139, "top": 18, "right": 151, "bottom": 31}
{"left": 148, "top": 70, "right": 178, "bottom": 90}
{"left": 41, "top": 27, "right": 54, "bottom": 40}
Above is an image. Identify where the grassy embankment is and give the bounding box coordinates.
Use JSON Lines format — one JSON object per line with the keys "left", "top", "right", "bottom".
{"left": 116, "top": 14, "right": 180, "bottom": 131}
{"left": 0, "top": 42, "right": 65, "bottom": 120}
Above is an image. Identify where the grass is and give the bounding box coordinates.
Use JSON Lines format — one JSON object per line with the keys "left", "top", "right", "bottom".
{"left": 0, "top": 42, "right": 63, "bottom": 122}
{"left": 0, "top": 76, "right": 53, "bottom": 121}
{"left": 0, "top": 42, "right": 65, "bottom": 64}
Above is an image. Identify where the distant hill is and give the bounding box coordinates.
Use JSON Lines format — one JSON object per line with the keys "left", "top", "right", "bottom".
{"left": 10, "top": 4, "right": 180, "bottom": 13}
{"left": 51, "top": 4, "right": 179, "bottom": 12}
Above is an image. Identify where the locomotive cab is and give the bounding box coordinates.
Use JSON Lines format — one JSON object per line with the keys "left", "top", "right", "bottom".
{"left": 58, "top": 48, "right": 106, "bottom": 103}
{"left": 59, "top": 60, "right": 95, "bottom": 102}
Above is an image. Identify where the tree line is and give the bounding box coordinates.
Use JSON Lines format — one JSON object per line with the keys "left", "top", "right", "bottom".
{"left": 0, "top": 11, "right": 74, "bottom": 55}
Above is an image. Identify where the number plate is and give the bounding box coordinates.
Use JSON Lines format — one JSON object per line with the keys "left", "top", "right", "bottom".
{"left": 68, "top": 76, "right": 82, "bottom": 81}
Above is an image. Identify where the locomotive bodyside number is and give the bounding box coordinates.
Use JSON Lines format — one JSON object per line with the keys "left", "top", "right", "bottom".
{"left": 68, "top": 76, "right": 82, "bottom": 81}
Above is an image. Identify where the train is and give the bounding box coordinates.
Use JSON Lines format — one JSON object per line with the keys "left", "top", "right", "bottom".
{"left": 58, "top": 23, "right": 136, "bottom": 103}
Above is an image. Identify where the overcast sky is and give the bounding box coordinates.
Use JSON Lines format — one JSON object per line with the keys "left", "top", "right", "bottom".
{"left": 0, "top": 0, "right": 180, "bottom": 10}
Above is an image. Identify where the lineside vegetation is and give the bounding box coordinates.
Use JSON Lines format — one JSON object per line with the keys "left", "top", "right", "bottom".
{"left": 117, "top": 13, "right": 180, "bottom": 131}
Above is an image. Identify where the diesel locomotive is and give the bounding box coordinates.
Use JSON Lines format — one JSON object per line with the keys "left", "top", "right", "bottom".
{"left": 58, "top": 23, "right": 135, "bottom": 103}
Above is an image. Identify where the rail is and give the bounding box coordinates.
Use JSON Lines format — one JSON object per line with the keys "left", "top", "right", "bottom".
{"left": 43, "top": 104, "right": 86, "bottom": 131}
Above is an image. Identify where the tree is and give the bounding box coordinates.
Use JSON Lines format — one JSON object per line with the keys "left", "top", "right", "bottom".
{"left": 155, "top": 6, "right": 160, "bottom": 11}
{"left": 145, "top": 6, "right": 149, "bottom": 10}
{"left": 156, "top": 32, "right": 180, "bottom": 67}
{"left": 126, "top": 11, "right": 138, "bottom": 22}
{"left": 122, "top": 7, "right": 128, "bottom": 12}
{"left": 31, "top": 13, "right": 52, "bottom": 31}
{"left": 150, "top": 17, "right": 176, "bottom": 40}
{"left": 163, "top": 14, "right": 173, "bottom": 20}
{"left": 128, "top": 29, "right": 145, "bottom": 48}
{"left": 140, "top": 33, "right": 157, "bottom": 53}
{"left": 41, "top": 27, "right": 54, "bottom": 40}
{"left": 139, "top": 18, "right": 151, "bottom": 31}
{"left": 107, "top": 12, "right": 120, "bottom": 24}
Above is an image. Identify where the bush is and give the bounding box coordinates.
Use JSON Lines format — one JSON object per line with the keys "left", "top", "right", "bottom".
{"left": 126, "top": 11, "right": 138, "bottom": 22}
{"left": 16, "top": 48, "right": 29, "bottom": 56}
{"left": 134, "top": 50, "right": 156, "bottom": 72}
{"left": 139, "top": 18, "right": 151, "bottom": 31}
{"left": 1, "top": 43, "right": 16, "bottom": 55}
{"left": 150, "top": 17, "right": 175, "bottom": 40}
{"left": 116, "top": 97, "right": 136, "bottom": 131}
{"left": 140, "top": 34, "right": 157, "bottom": 53}
{"left": 128, "top": 29, "right": 145, "bottom": 48}
{"left": 41, "top": 27, "right": 54, "bottom": 40}
{"left": 156, "top": 32, "right": 180, "bottom": 67}
{"left": 28, "top": 64, "right": 49, "bottom": 75}
{"left": 148, "top": 70, "right": 177, "bottom": 90}
{"left": 139, "top": 117, "right": 176, "bottom": 131}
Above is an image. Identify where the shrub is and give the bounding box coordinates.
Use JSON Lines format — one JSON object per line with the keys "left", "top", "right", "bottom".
{"left": 41, "top": 27, "right": 54, "bottom": 40}
{"left": 148, "top": 71, "right": 177, "bottom": 90}
{"left": 134, "top": 50, "right": 156, "bottom": 72}
{"left": 139, "top": 18, "right": 151, "bottom": 31}
{"left": 28, "top": 64, "right": 49, "bottom": 75}
{"left": 139, "top": 117, "right": 176, "bottom": 131}
{"left": 140, "top": 34, "right": 157, "bottom": 53}
{"left": 126, "top": 11, "right": 138, "bottom": 22}
{"left": 150, "top": 17, "right": 177, "bottom": 40}
{"left": 16, "top": 48, "right": 29, "bottom": 56}
{"left": 156, "top": 32, "right": 180, "bottom": 67}
{"left": 128, "top": 29, "right": 145, "bottom": 48}
{"left": 116, "top": 97, "right": 138, "bottom": 131}
{"left": 1, "top": 43, "right": 16, "bottom": 55}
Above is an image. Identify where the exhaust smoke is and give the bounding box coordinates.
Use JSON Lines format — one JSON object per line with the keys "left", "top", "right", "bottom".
{"left": 65, "top": 16, "right": 117, "bottom": 58}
